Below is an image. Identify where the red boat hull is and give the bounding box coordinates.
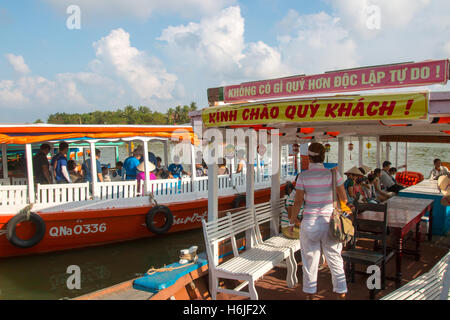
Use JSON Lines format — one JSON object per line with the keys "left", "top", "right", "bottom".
{"left": 0, "top": 187, "right": 282, "bottom": 258}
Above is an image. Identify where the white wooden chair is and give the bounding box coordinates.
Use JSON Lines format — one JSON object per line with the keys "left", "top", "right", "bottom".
{"left": 202, "top": 206, "right": 297, "bottom": 300}
{"left": 381, "top": 252, "right": 449, "bottom": 300}
{"left": 252, "top": 200, "right": 300, "bottom": 285}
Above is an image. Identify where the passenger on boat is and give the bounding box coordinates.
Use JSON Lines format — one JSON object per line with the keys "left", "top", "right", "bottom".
{"left": 82, "top": 149, "right": 103, "bottom": 183}
{"left": 111, "top": 161, "right": 124, "bottom": 181}
{"left": 290, "top": 142, "right": 349, "bottom": 300}
{"left": 155, "top": 157, "right": 173, "bottom": 179}
{"left": 429, "top": 159, "right": 450, "bottom": 180}
{"left": 344, "top": 167, "right": 363, "bottom": 204}
{"left": 136, "top": 161, "right": 156, "bottom": 193}
{"left": 365, "top": 174, "right": 383, "bottom": 203}
{"left": 373, "top": 168, "right": 393, "bottom": 200}
{"left": 123, "top": 147, "right": 143, "bottom": 180}
{"left": 32, "top": 143, "right": 52, "bottom": 184}
{"left": 102, "top": 167, "right": 112, "bottom": 182}
{"left": 388, "top": 167, "right": 398, "bottom": 183}
{"left": 67, "top": 160, "right": 83, "bottom": 183}
{"left": 380, "top": 161, "right": 404, "bottom": 193}
{"left": 168, "top": 155, "right": 190, "bottom": 178}
{"left": 50, "top": 142, "right": 71, "bottom": 184}
{"left": 217, "top": 158, "right": 230, "bottom": 175}
{"left": 235, "top": 149, "right": 246, "bottom": 174}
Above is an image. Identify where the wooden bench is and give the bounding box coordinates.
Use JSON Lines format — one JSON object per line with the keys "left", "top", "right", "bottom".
{"left": 381, "top": 252, "right": 449, "bottom": 300}
{"left": 202, "top": 202, "right": 298, "bottom": 300}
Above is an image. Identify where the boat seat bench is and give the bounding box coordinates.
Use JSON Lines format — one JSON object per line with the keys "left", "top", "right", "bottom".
{"left": 381, "top": 252, "right": 449, "bottom": 300}
{"left": 202, "top": 198, "right": 300, "bottom": 300}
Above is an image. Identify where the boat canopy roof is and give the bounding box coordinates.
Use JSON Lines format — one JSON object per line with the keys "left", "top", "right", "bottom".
{"left": 0, "top": 124, "right": 198, "bottom": 145}
{"left": 193, "top": 91, "right": 450, "bottom": 144}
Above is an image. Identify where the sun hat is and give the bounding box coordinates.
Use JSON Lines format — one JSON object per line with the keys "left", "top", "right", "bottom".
{"left": 438, "top": 175, "right": 449, "bottom": 197}
{"left": 345, "top": 166, "right": 364, "bottom": 176}
{"left": 137, "top": 161, "right": 155, "bottom": 172}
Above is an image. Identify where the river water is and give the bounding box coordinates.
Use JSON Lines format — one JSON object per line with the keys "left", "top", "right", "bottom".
{"left": 0, "top": 141, "right": 448, "bottom": 300}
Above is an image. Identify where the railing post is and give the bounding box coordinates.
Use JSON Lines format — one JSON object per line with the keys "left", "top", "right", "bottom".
{"left": 25, "top": 144, "right": 35, "bottom": 203}
{"left": 1, "top": 144, "right": 7, "bottom": 180}
{"left": 270, "top": 134, "right": 281, "bottom": 236}
{"left": 358, "top": 136, "right": 363, "bottom": 168}
{"left": 376, "top": 136, "right": 381, "bottom": 169}
{"left": 338, "top": 137, "right": 345, "bottom": 177}
{"left": 89, "top": 141, "right": 99, "bottom": 200}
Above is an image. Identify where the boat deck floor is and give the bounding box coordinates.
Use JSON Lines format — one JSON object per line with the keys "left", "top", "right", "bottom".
{"left": 75, "top": 234, "right": 449, "bottom": 300}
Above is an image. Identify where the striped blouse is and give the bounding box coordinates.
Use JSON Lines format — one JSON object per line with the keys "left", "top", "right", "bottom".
{"left": 295, "top": 163, "right": 344, "bottom": 218}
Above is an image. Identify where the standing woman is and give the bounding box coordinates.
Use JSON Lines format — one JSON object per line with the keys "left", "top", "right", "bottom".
{"left": 290, "top": 142, "right": 350, "bottom": 300}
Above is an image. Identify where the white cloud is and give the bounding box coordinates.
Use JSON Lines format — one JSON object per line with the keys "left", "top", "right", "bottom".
{"left": 43, "top": 0, "right": 235, "bottom": 20}
{"left": 93, "top": 28, "right": 177, "bottom": 101}
{"left": 6, "top": 54, "right": 31, "bottom": 74}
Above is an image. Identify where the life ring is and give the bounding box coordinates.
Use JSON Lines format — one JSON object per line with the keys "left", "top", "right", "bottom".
{"left": 146, "top": 205, "right": 173, "bottom": 234}
{"left": 395, "top": 171, "right": 424, "bottom": 187}
{"left": 7, "top": 212, "right": 46, "bottom": 248}
{"left": 232, "top": 194, "right": 246, "bottom": 208}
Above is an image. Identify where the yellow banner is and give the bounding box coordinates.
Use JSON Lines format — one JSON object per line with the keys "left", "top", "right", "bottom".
{"left": 202, "top": 92, "right": 429, "bottom": 127}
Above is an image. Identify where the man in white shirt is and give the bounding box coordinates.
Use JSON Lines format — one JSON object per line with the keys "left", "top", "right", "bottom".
{"left": 380, "top": 161, "right": 404, "bottom": 193}
{"left": 429, "top": 159, "right": 450, "bottom": 180}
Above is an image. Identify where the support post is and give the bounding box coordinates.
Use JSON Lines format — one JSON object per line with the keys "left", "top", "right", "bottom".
{"left": 246, "top": 129, "right": 256, "bottom": 248}
{"left": 386, "top": 142, "right": 391, "bottom": 162}
{"left": 2, "top": 144, "right": 8, "bottom": 180}
{"left": 25, "top": 144, "right": 35, "bottom": 203}
{"left": 207, "top": 151, "right": 219, "bottom": 265}
{"left": 163, "top": 140, "right": 169, "bottom": 168}
{"left": 270, "top": 135, "right": 281, "bottom": 236}
{"left": 358, "top": 136, "right": 363, "bottom": 167}
{"left": 190, "top": 144, "right": 196, "bottom": 186}
{"left": 405, "top": 142, "right": 408, "bottom": 171}
{"left": 395, "top": 142, "right": 399, "bottom": 168}
{"left": 89, "top": 141, "right": 99, "bottom": 199}
{"left": 376, "top": 136, "right": 381, "bottom": 169}
{"left": 143, "top": 140, "right": 150, "bottom": 196}
{"left": 338, "top": 137, "right": 344, "bottom": 177}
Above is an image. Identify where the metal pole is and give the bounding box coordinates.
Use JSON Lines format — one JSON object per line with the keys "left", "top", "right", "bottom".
{"left": 376, "top": 136, "right": 381, "bottom": 169}
{"left": 386, "top": 142, "right": 391, "bottom": 162}
{"left": 395, "top": 142, "right": 399, "bottom": 168}
{"left": 405, "top": 142, "right": 408, "bottom": 171}
{"left": 2, "top": 144, "right": 8, "bottom": 180}
{"left": 163, "top": 140, "right": 169, "bottom": 168}
{"left": 25, "top": 144, "right": 35, "bottom": 203}
{"left": 270, "top": 134, "right": 281, "bottom": 236}
{"left": 358, "top": 136, "right": 363, "bottom": 167}
{"left": 246, "top": 129, "right": 256, "bottom": 249}
{"left": 89, "top": 142, "right": 99, "bottom": 199}
{"left": 338, "top": 137, "right": 345, "bottom": 176}
{"left": 143, "top": 141, "right": 150, "bottom": 196}
{"left": 207, "top": 148, "right": 219, "bottom": 265}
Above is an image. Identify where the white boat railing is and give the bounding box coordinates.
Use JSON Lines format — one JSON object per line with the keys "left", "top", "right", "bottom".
{"left": 36, "top": 183, "right": 90, "bottom": 204}
{"left": 0, "top": 178, "right": 10, "bottom": 185}
{"left": 0, "top": 185, "right": 28, "bottom": 206}
{"left": 11, "top": 177, "right": 28, "bottom": 185}
{"left": 0, "top": 171, "right": 289, "bottom": 210}
{"left": 97, "top": 181, "right": 138, "bottom": 200}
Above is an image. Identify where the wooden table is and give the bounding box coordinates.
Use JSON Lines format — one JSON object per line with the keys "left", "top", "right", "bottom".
{"left": 358, "top": 196, "right": 434, "bottom": 287}
{"left": 399, "top": 180, "right": 449, "bottom": 236}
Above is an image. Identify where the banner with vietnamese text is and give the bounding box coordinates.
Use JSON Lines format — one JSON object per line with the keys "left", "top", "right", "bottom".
{"left": 202, "top": 92, "right": 428, "bottom": 127}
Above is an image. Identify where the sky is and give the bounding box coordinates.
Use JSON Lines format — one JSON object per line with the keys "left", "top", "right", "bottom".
{"left": 0, "top": 0, "right": 449, "bottom": 123}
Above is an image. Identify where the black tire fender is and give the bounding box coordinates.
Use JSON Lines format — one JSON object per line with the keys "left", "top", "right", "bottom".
{"left": 146, "top": 205, "right": 173, "bottom": 234}
{"left": 7, "top": 212, "right": 46, "bottom": 248}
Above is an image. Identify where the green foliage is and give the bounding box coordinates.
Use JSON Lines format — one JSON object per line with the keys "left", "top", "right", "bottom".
{"left": 45, "top": 103, "right": 198, "bottom": 125}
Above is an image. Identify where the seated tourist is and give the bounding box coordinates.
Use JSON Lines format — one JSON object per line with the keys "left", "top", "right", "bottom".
{"left": 82, "top": 148, "right": 103, "bottom": 183}
{"left": 344, "top": 167, "right": 363, "bottom": 204}
{"left": 217, "top": 158, "right": 230, "bottom": 175}
{"left": 373, "top": 168, "right": 393, "bottom": 200}
{"left": 168, "top": 155, "right": 190, "bottom": 178}
{"left": 388, "top": 167, "right": 398, "bottom": 184}
{"left": 429, "top": 158, "right": 450, "bottom": 180}
{"left": 366, "top": 174, "right": 383, "bottom": 203}
{"left": 154, "top": 157, "right": 173, "bottom": 179}
{"left": 111, "top": 161, "right": 124, "bottom": 181}
{"left": 67, "top": 160, "right": 83, "bottom": 183}
{"left": 380, "top": 161, "right": 404, "bottom": 193}
{"left": 102, "top": 167, "right": 111, "bottom": 182}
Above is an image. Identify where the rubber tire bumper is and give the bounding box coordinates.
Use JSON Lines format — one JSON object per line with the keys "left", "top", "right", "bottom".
{"left": 7, "top": 212, "right": 46, "bottom": 248}
{"left": 146, "top": 205, "right": 174, "bottom": 234}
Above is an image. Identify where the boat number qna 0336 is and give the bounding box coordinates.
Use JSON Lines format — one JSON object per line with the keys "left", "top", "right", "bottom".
{"left": 49, "top": 223, "right": 107, "bottom": 237}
